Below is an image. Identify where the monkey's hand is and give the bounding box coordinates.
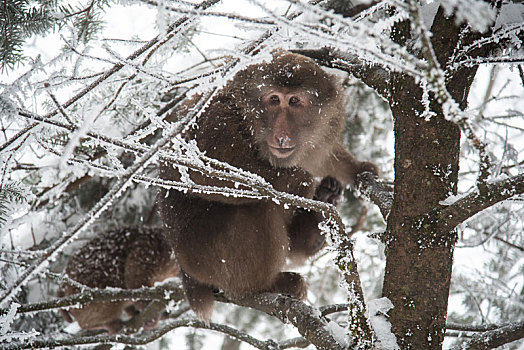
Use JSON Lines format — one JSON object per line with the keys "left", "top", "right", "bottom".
{"left": 356, "top": 161, "right": 380, "bottom": 179}
{"left": 313, "top": 176, "right": 342, "bottom": 206}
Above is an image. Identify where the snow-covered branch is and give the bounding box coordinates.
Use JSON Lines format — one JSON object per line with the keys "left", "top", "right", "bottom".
{"left": 0, "top": 0, "right": 221, "bottom": 154}
{"left": 3, "top": 282, "right": 365, "bottom": 349}
{"left": 292, "top": 47, "right": 391, "bottom": 98}
{"left": 3, "top": 318, "right": 276, "bottom": 350}
{"left": 221, "top": 293, "right": 352, "bottom": 350}
{"left": 0, "top": 280, "right": 184, "bottom": 316}
{"left": 423, "top": 173, "right": 524, "bottom": 232}
{"left": 449, "top": 320, "right": 524, "bottom": 350}
{"left": 356, "top": 171, "right": 394, "bottom": 219}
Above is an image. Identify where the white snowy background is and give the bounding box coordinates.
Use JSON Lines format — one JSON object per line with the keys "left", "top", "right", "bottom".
{"left": 1, "top": 0, "right": 523, "bottom": 348}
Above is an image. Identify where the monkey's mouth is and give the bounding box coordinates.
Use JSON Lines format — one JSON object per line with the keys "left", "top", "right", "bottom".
{"left": 269, "top": 146, "right": 295, "bottom": 158}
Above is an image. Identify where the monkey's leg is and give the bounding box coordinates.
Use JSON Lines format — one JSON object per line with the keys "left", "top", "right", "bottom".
{"left": 288, "top": 177, "right": 342, "bottom": 263}
{"left": 266, "top": 272, "right": 308, "bottom": 300}
{"left": 181, "top": 272, "right": 215, "bottom": 323}
{"left": 69, "top": 301, "right": 126, "bottom": 334}
{"left": 124, "top": 301, "right": 163, "bottom": 330}
{"left": 288, "top": 209, "right": 326, "bottom": 263}
{"left": 175, "top": 200, "right": 288, "bottom": 291}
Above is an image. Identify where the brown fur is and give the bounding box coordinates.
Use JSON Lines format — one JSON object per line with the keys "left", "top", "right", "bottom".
{"left": 59, "top": 227, "right": 178, "bottom": 333}
{"left": 157, "top": 51, "right": 378, "bottom": 322}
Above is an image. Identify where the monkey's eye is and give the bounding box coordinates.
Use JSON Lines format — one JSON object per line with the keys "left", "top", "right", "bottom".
{"left": 269, "top": 95, "right": 280, "bottom": 104}
{"left": 289, "top": 96, "right": 300, "bottom": 105}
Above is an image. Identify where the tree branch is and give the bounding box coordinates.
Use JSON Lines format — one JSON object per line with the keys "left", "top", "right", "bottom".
{"left": 5, "top": 283, "right": 364, "bottom": 349}
{"left": 222, "top": 293, "right": 351, "bottom": 350}
{"left": 4, "top": 318, "right": 276, "bottom": 349}
{"left": 429, "top": 173, "right": 524, "bottom": 231}
{"left": 291, "top": 47, "right": 391, "bottom": 98}
{"left": 0, "top": 0, "right": 221, "bottom": 153}
{"left": 356, "top": 172, "right": 394, "bottom": 220}
{"left": 447, "top": 321, "right": 516, "bottom": 332}
{"left": 0, "top": 281, "right": 184, "bottom": 316}
{"left": 449, "top": 320, "right": 524, "bottom": 350}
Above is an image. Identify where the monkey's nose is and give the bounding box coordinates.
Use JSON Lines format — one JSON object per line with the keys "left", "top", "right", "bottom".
{"left": 278, "top": 135, "right": 291, "bottom": 147}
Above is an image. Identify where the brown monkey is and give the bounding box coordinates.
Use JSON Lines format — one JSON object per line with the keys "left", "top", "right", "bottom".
{"left": 58, "top": 227, "right": 178, "bottom": 333}
{"left": 157, "top": 51, "right": 378, "bottom": 322}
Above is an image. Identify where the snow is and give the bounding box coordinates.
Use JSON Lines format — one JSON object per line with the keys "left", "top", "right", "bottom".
{"left": 326, "top": 320, "right": 350, "bottom": 348}
{"left": 441, "top": 0, "right": 496, "bottom": 33}
{"left": 439, "top": 191, "right": 472, "bottom": 206}
{"left": 0, "top": 302, "right": 39, "bottom": 342}
{"left": 367, "top": 297, "right": 400, "bottom": 350}
{"left": 59, "top": 104, "right": 99, "bottom": 172}
{"left": 494, "top": 3, "right": 524, "bottom": 30}
{"left": 0, "top": 0, "right": 523, "bottom": 348}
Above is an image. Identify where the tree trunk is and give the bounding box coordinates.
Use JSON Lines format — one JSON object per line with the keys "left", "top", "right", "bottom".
{"left": 381, "top": 8, "right": 482, "bottom": 349}
{"left": 382, "top": 71, "right": 460, "bottom": 348}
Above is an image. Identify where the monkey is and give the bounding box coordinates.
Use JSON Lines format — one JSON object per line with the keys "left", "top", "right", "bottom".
{"left": 157, "top": 51, "right": 378, "bottom": 322}
{"left": 58, "top": 226, "right": 179, "bottom": 334}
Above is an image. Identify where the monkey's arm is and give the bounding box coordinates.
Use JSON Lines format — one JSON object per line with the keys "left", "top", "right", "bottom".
{"left": 288, "top": 177, "right": 342, "bottom": 264}
{"left": 320, "top": 143, "right": 379, "bottom": 186}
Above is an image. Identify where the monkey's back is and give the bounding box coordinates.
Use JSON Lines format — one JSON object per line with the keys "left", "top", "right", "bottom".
{"left": 63, "top": 227, "right": 173, "bottom": 290}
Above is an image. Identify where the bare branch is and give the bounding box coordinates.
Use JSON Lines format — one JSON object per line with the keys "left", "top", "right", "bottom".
{"left": 291, "top": 47, "right": 391, "bottom": 98}
{"left": 4, "top": 318, "right": 276, "bottom": 350}
{"left": 356, "top": 172, "right": 393, "bottom": 220}
{"left": 428, "top": 173, "right": 524, "bottom": 231}
{"left": 449, "top": 320, "right": 524, "bottom": 350}
{"left": 222, "top": 293, "right": 351, "bottom": 350}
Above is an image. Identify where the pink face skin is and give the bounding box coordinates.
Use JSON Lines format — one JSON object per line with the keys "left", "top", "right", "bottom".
{"left": 260, "top": 89, "right": 312, "bottom": 159}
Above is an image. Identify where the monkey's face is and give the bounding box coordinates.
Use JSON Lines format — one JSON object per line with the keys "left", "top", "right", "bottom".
{"left": 252, "top": 87, "right": 321, "bottom": 168}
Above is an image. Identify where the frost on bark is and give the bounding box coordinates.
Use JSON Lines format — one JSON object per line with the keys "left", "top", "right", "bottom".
{"left": 381, "top": 8, "right": 493, "bottom": 350}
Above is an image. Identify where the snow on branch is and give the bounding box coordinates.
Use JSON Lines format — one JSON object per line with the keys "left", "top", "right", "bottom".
{"left": 0, "top": 0, "right": 221, "bottom": 154}
{"left": 356, "top": 172, "right": 394, "bottom": 220}
{"left": 2, "top": 280, "right": 363, "bottom": 349}
{"left": 418, "top": 173, "right": 524, "bottom": 232}
{"left": 447, "top": 321, "right": 519, "bottom": 332}
{"left": 3, "top": 318, "right": 276, "bottom": 350}
{"left": 141, "top": 0, "right": 276, "bottom": 26}
{"left": 406, "top": 0, "right": 493, "bottom": 192}
{"left": 449, "top": 320, "right": 524, "bottom": 350}
{"left": 219, "top": 292, "right": 352, "bottom": 350}
{"left": 0, "top": 280, "right": 184, "bottom": 316}
{"left": 292, "top": 47, "right": 392, "bottom": 98}
{"left": 256, "top": 0, "right": 427, "bottom": 78}
{"left": 0, "top": 303, "right": 39, "bottom": 343}
{"left": 451, "top": 22, "right": 524, "bottom": 69}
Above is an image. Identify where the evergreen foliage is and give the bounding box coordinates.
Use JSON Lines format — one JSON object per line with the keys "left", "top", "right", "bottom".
{"left": 0, "top": 182, "right": 26, "bottom": 226}
{"left": 0, "top": 0, "right": 109, "bottom": 72}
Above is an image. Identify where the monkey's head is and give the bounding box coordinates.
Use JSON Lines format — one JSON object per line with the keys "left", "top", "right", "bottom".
{"left": 231, "top": 51, "right": 346, "bottom": 168}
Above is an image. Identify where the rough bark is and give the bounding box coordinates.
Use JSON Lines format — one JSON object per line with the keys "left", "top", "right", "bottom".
{"left": 382, "top": 73, "right": 460, "bottom": 349}
{"left": 381, "top": 8, "right": 480, "bottom": 349}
